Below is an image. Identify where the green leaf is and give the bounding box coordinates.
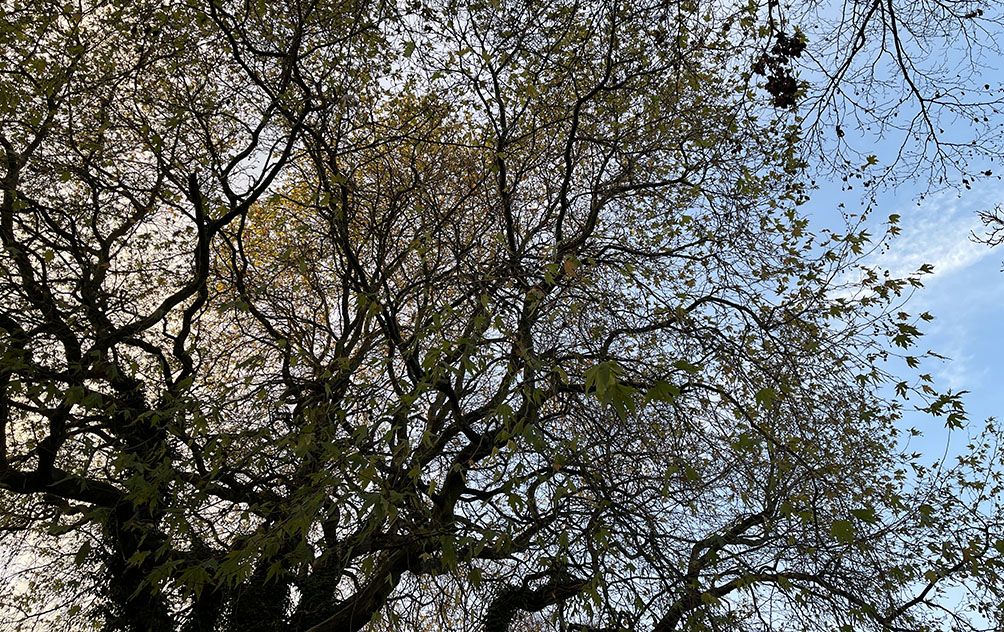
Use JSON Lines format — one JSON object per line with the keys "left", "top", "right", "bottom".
{"left": 73, "top": 541, "right": 91, "bottom": 566}
{"left": 645, "top": 380, "right": 680, "bottom": 404}
{"left": 672, "top": 359, "right": 700, "bottom": 374}
{"left": 584, "top": 362, "right": 637, "bottom": 419}
{"left": 754, "top": 387, "right": 777, "bottom": 408}
{"left": 683, "top": 463, "right": 700, "bottom": 482}
{"left": 830, "top": 520, "right": 855, "bottom": 544}
{"left": 81, "top": 392, "right": 103, "bottom": 409}
{"left": 730, "top": 432, "right": 759, "bottom": 452}
{"left": 607, "top": 383, "right": 637, "bottom": 420}
{"left": 65, "top": 386, "right": 84, "bottom": 406}
{"left": 850, "top": 507, "right": 877, "bottom": 524}
{"left": 468, "top": 566, "right": 483, "bottom": 586}
{"left": 584, "top": 361, "right": 621, "bottom": 397}
{"left": 441, "top": 536, "right": 457, "bottom": 570}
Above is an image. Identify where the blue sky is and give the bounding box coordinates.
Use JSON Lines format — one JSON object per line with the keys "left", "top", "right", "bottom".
{"left": 804, "top": 173, "right": 1004, "bottom": 627}
{"left": 891, "top": 182, "right": 1004, "bottom": 449}
{"left": 807, "top": 172, "right": 1004, "bottom": 460}
{"left": 790, "top": 0, "right": 1004, "bottom": 469}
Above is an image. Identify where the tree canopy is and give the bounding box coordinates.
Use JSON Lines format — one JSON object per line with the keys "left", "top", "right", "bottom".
{"left": 1, "top": 0, "right": 1003, "bottom": 631}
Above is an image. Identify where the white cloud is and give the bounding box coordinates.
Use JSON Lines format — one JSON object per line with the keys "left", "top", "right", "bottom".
{"left": 874, "top": 183, "right": 1002, "bottom": 281}
{"left": 932, "top": 340, "right": 984, "bottom": 391}
{"left": 868, "top": 180, "right": 1004, "bottom": 396}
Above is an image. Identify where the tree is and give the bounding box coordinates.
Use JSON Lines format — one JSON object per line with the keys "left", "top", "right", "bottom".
{"left": 1, "top": 0, "right": 1003, "bottom": 631}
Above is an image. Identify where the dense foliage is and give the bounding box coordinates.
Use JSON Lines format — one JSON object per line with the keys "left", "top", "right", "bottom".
{"left": 2, "top": 0, "right": 1004, "bottom": 631}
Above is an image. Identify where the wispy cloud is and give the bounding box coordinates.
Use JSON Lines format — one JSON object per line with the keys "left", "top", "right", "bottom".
{"left": 875, "top": 184, "right": 1000, "bottom": 281}
{"left": 872, "top": 180, "right": 1004, "bottom": 395}
{"left": 931, "top": 338, "right": 984, "bottom": 391}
